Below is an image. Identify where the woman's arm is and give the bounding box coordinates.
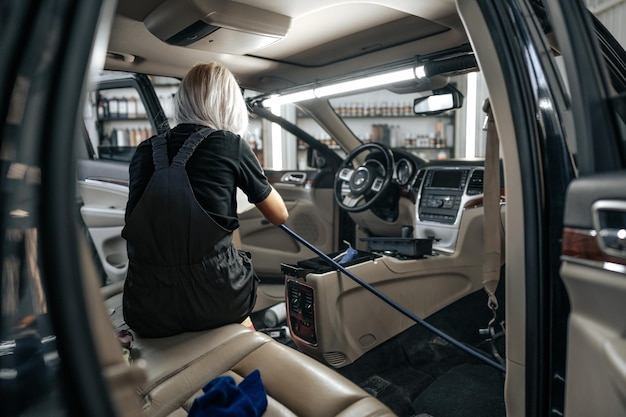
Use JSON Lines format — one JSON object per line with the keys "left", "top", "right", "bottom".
{"left": 255, "top": 187, "right": 289, "bottom": 225}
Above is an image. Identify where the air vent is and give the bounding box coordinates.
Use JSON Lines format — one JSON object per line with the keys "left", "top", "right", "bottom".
{"left": 467, "top": 169, "right": 484, "bottom": 195}
{"left": 323, "top": 351, "right": 347, "bottom": 367}
{"left": 288, "top": 284, "right": 300, "bottom": 315}
{"left": 413, "top": 169, "right": 426, "bottom": 193}
{"left": 302, "top": 290, "right": 314, "bottom": 321}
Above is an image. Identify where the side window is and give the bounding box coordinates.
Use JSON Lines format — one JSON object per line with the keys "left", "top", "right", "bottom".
{"left": 83, "top": 73, "right": 179, "bottom": 163}
{"left": 247, "top": 113, "right": 265, "bottom": 167}
{"left": 85, "top": 86, "right": 153, "bottom": 162}
{"left": 251, "top": 101, "right": 346, "bottom": 171}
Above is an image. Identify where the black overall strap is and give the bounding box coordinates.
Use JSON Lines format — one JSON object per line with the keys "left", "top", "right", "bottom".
{"left": 151, "top": 132, "right": 170, "bottom": 171}
{"left": 171, "top": 127, "right": 215, "bottom": 169}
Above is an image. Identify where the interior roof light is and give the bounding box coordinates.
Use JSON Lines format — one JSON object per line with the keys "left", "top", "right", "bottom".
{"left": 315, "top": 68, "right": 416, "bottom": 98}
{"left": 262, "top": 89, "right": 316, "bottom": 107}
{"left": 259, "top": 66, "right": 420, "bottom": 107}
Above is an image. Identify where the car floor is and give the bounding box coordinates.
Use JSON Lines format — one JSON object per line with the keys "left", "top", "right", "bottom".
{"left": 252, "top": 281, "right": 506, "bottom": 417}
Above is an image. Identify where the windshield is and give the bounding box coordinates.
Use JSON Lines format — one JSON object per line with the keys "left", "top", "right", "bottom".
{"left": 328, "top": 73, "right": 489, "bottom": 161}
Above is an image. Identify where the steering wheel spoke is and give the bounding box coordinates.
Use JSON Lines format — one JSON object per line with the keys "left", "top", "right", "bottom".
{"left": 342, "top": 193, "right": 364, "bottom": 208}
{"left": 371, "top": 176, "right": 385, "bottom": 192}
{"left": 338, "top": 167, "right": 354, "bottom": 182}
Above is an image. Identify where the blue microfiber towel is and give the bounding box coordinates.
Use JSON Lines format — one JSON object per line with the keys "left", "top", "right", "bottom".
{"left": 188, "top": 369, "right": 268, "bottom": 417}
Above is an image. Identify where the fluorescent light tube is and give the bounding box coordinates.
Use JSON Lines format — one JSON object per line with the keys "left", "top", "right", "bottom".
{"left": 259, "top": 67, "right": 417, "bottom": 107}
{"left": 315, "top": 68, "right": 415, "bottom": 98}
{"left": 262, "top": 89, "right": 316, "bottom": 107}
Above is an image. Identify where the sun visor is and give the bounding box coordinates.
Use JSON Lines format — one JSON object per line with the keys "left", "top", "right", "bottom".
{"left": 144, "top": 0, "right": 291, "bottom": 54}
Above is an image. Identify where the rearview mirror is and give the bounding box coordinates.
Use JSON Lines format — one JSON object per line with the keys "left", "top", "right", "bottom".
{"left": 414, "top": 85, "right": 464, "bottom": 115}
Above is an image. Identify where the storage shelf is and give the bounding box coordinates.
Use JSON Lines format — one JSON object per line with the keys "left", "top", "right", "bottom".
{"left": 97, "top": 117, "right": 149, "bottom": 122}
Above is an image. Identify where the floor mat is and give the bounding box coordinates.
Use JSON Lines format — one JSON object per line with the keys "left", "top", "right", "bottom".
{"left": 337, "top": 283, "right": 507, "bottom": 417}
{"left": 412, "top": 363, "right": 505, "bottom": 417}
{"left": 358, "top": 368, "right": 434, "bottom": 417}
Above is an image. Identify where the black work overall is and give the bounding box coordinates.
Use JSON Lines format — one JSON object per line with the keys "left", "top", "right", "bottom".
{"left": 122, "top": 128, "right": 257, "bottom": 338}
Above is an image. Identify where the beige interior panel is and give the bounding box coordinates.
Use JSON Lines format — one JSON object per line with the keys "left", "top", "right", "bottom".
{"left": 456, "top": 1, "right": 525, "bottom": 416}
{"left": 290, "top": 206, "right": 491, "bottom": 367}
{"left": 253, "top": 283, "right": 286, "bottom": 313}
{"left": 561, "top": 261, "right": 626, "bottom": 417}
{"left": 79, "top": 179, "right": 129, "bottom": 209}
{"left": 239, "top": 185, "right": 335, "bottom": 278}
{"left": 79, "top": 180, "right": 130, "bottom": 283}
{"left": 78, "top": 233, "right": 145, "bottom": 417}
{"left": 350, "top": 197, "right": 415, "bottom": 238}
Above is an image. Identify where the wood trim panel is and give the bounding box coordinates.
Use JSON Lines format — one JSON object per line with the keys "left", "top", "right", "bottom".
{"left": 562, "top": 227, "right": 626, "bottom": 266}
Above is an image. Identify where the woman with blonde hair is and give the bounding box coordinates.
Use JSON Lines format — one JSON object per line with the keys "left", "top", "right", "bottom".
{"left": 122, "top": 62, "right": 288, "bottom": 337}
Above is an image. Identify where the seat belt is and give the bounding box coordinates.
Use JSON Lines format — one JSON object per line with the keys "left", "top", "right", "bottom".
{"left": 481, "top": 98, "right": 505, "bottom": 366}
{"left": 482, "top": 98, "right": 502, "bottom": 310}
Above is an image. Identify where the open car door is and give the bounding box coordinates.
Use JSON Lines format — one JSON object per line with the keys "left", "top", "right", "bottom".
{"left": 548, "top": 1, "right": 626, "bottom": 415}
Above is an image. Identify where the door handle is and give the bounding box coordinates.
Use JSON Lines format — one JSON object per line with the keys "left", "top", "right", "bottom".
{"left": 598, "top": 228, "right": 626, "bottom": 254}
{"left": 592, "top": 200, "right": 626, "bottom": 260}
{"left": 280, "top": 172, "right": 306, "bottom": 185}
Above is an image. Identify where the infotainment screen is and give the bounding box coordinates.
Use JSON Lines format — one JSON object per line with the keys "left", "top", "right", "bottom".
{"left": 430, "top": 170, "right": 463, "bottom": 189}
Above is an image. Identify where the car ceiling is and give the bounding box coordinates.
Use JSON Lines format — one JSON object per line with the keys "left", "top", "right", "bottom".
{"left": 106, "top": 0, "right": 468, "bottom": 93}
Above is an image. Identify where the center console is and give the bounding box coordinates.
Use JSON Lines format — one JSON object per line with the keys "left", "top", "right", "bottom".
{"left": 281, "top": 165, "right": 488, "bottom": 367}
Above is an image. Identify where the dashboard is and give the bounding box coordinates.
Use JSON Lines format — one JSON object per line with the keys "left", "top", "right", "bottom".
{"left": 363, "top": 149, "right": 487, "bottom": 253}
{"left": 388, "top": 150, "right": 486, "bottom": 253}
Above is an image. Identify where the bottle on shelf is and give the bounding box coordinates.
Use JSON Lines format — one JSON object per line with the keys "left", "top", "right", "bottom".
{"left": 97, "top": 96, "right": 109, "bottom": 119}
{"left": 127, "top": 97, "right": 137, "bottom": 118}
{"left": 118, "top": 97, "right": 128, "bottom": 119}
{"left": 137, "top": 101, "right": 146, "bottom": 118}
{"left": 108, "top": 96, "right": 119, "bottom": 118}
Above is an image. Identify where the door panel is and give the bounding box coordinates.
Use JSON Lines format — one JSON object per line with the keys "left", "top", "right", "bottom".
{"left": 76, "top": 158, "right": 130, "bottom": 285}
{"left": 238, "top": 170, "right": 337, "bottom": 279}
{"left": 76, "top": 159, "right": 129, "bottom": 184}
{"left": 79, "top": 179, "right": 129, "bottom": 283}
{"left": 561, "top": 174, "right": 626, "bottom": 416}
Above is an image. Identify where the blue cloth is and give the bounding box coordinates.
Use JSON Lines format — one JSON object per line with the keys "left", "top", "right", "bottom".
{"left": 338, "top": 247, "right": 358, "bottom": 264}
{"left": 188, "top": 370, "right": 268, "bottom": 417}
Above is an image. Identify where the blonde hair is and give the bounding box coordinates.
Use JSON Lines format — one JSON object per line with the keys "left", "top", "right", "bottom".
{"left": 174, "top": 62, "right": 248, "bottom": 136}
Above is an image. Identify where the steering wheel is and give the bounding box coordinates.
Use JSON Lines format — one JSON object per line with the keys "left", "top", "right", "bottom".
{"left": 334, "top": 142, "right": 394, "bottom": 212}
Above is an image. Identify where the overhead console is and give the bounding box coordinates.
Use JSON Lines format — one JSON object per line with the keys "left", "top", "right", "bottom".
{"left": 415, "top": 166, "right": 484, "bottom": 253}
{"left": 144, "top": 0, "right": 291, "bottom": 54}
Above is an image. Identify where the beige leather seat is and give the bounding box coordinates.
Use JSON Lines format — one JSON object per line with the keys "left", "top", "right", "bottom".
{"left": 103, "top": 287, "right": 395, "bottom": 417}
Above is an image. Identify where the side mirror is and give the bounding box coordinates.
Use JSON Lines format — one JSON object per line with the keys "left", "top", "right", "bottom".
{"left": 307, "top": 146, "right": 327, "bottom": 169}
{"left": 414, "top": 85, "right": 464, "bottom": 116}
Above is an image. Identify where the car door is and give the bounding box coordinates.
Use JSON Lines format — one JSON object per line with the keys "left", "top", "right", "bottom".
{"left": 238, "top": 106, "right": 345, "bottom": 281}
{"left": 459, "top": 1, "right": 625, "bottom": 416}
{"left": 1, "top": 1, "right": 130, "bottom": 416}
{"left": 78, "top": 73, "right": 169, "bottom": 284}
{"left": 546, "top": 2, "right": 626, "bottom": 416}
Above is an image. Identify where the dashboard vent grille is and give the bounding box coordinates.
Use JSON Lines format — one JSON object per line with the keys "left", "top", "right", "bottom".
{"left": 413, "top": 169, "right": 426, "bottom": 193}
{"left": 467, "top": 169, "right": 484, "bottom": 195}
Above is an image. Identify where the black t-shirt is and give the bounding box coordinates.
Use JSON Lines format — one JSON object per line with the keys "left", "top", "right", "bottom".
{"left": 126, "top": 124, "right": 271, "bottom": 230}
